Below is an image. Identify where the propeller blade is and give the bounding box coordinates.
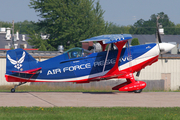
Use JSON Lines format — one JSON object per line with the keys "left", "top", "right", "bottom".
{"left": 157, "top": 29, "right": 162, "bottom": 43}
{"left": 156, "top": 16, "right": 162, "bottom": 43}
{"left": 156, "top": 16, "right": 163, "bottom": 56}
{"left": 136, "top": 71, "right": 141, "bottom": 77}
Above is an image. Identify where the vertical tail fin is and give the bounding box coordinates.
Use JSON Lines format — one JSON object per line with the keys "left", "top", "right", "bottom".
{"left": 6, "top": 48, "right": 38, "bottom": 74}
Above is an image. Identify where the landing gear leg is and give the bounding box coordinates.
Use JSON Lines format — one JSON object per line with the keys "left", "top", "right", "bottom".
{"left": 11, "top": 82, "right": 27, "bottom": 93}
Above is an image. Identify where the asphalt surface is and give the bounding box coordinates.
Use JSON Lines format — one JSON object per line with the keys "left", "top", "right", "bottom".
{"left": 0, "top": 92, "right": 180, "bottom": 107}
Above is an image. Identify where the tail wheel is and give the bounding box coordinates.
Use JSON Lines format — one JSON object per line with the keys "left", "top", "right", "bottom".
{"left": 134, "top": 89, "right": 143, "bottom": 93}
{"left": 10, "top": 82, "right": 27, "bottom": 93}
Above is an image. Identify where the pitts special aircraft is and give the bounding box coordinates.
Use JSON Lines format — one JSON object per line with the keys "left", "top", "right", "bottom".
{"left": 5, "top": 20, "right": 175, "bottom": 93}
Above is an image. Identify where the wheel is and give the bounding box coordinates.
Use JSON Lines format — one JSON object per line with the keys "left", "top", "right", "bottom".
{"left": 11, "top": 88, "right": 15, "bottom": 93}
{"left": 134, "top": 89, "right": 142, "bottom": 93}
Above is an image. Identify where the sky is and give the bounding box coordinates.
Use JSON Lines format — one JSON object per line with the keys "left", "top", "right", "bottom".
{"left": 0, "top": 0, "right": 180, "bottom": 26}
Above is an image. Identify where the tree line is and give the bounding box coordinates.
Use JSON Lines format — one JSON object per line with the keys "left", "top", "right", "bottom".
{"left": 1, "top": 12, "right": 179, "bottom": 35}
{"left": 0, "top": 20, "right": 37, "bottom": 34}
{"left": 107, "top": 12, "right": 180, "bottom": 35}
{"left": 0, "top": 0, "right": 180, "bottom": 51}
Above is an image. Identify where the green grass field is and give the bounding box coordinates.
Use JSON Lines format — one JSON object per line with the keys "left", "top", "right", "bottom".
{"left": 0, "top": 107, "right": 180, "bottom": 120}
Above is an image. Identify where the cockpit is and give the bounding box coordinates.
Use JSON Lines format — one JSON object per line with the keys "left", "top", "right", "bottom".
{"left": 64, "top": 47, "right": 91, "bottom": 59}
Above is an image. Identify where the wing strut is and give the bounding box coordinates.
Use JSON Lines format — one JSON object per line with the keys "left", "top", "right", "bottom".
{"left": 102, "top": 44, "right": 111, "bottom": 72}
{"left": 126, "top": 41, "right": 133, "bottom": 72}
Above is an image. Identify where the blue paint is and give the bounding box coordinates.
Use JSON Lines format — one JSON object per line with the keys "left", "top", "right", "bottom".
{"left": 6, "top": 48, "right": 37, "bottom": 74}
{"left": 82, "top": 34, "right": 132, "bottom": 44}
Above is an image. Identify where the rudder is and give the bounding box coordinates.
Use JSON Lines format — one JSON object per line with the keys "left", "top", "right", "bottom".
{"left": 6, "top": 48, "right": 38, "bottom": 74}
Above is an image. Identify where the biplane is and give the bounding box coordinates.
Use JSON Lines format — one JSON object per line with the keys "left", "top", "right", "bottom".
{"left": 5, "top": 33, "right": 175, "bottom": 93}
{"left": 5, "top": 18, "right": 175, "bottom": 93}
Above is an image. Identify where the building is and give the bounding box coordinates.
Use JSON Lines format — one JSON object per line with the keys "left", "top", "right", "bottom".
{"left": 0, "top": 31, "right": 34, "bottom": 50}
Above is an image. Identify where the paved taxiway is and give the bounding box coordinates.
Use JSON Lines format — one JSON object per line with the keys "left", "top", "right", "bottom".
{"left": 0, "top": 92, "right": 180, "bottom": 107}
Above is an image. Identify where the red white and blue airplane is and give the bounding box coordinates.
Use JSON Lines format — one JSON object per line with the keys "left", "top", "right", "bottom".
{"left": 5, "top": 35, "right": 175, "bottom": 93}
{"left": 5, "top": 23, "right": 175, "bottom": 93}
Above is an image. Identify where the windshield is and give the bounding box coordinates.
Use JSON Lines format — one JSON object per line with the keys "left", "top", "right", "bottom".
{"left": 64, "top": 47, "right": 91, "bottom": 59}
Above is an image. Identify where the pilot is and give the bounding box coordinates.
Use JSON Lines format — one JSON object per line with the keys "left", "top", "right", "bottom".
{"left": 71, "top": 51, "right": 78, "bottom": 58}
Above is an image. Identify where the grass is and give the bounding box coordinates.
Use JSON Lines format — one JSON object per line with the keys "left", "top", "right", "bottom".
{"left": 0, "top": 83, "right": 180, "bottom": 93}
{"left": 0, "top": 84, "right": 118, "bottom": 92}
{"left": 0, "top": 107, "right": 180, "bottom": 120}
{"left": 0, "top": 84, "right": 175, "bottom": 93}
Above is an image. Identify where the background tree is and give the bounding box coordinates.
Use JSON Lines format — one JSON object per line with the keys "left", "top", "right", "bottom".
{"left": 105, "top": 12, "right": 179, "bottom": 35}
{"left": 174, "top": 24, "right": 180, "bottom": 35}
{"left": 131, "top": 38, "right": 140, "bottom": 46}
{"left": 29, "top": 0, "right": 107, "bottom": 50}
{"left": 0, "top": 20, "right": 37, "bottom": 34}
{"left": 106, "top": 22, "right": 130, "bottom": 34}
{"left": 131, "top": 12, "right": 176, "bottom": 35}
{"left": 27, "top": 30, "right": 55, "bottom": 51}
{"left": 0, "top": 21, "right": 11, "bottom": 28}
{"left": 14, "top": 20, "right": 38, "bottom": 34}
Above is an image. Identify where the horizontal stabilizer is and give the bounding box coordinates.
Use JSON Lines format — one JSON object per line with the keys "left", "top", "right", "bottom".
{"left": 11, "top": 67, "right": 41, "bottom": 74}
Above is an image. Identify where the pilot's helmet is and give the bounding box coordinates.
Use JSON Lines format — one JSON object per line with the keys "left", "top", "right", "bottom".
{"left": 71, "top": 51, "right": 78, "bottom": 58}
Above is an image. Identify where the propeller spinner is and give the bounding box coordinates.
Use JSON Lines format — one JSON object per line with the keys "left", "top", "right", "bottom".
{"left": 156, "top": 16, "right": 175, "bottom": 54}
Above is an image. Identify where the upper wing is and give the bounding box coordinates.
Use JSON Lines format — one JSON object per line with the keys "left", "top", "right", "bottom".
{"left": 81, "top": 34, "right": 132, "bottom": 44}
{"left": 7, "top": 54, "right": 17, "bottom": 65}
{"left": 18, "top": 51, "right": 26, "bottom": 64}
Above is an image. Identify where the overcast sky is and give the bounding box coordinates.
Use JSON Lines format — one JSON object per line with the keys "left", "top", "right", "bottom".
{"left": 0, "top": 0, "right": 180, "bottom": 26}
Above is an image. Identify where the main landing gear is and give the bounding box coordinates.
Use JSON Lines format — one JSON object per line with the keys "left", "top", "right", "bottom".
{"left": 134, "top": 89, "right": 143, "bottom": 93}
{"left": 112, "top": 73, "right": 146, "bottom": 93}
{"left": 11, "top": 82, "right": 27, "bottom": 93}
{"left": 128, "top": 89, "right": 143, "bottom": 93}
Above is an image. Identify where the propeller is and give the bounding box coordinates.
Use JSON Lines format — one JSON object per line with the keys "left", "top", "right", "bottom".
{"left": 156, "top": 16, "right": 164, "bottom": 64}
{"left": 136, "top": 16, "right": 175, "bottom": 77}
{"left": 156, "top": 16, "right": 162, "bottom": 43}
{"left": 137, "top": 16, "right": 161, "bottom": 77}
